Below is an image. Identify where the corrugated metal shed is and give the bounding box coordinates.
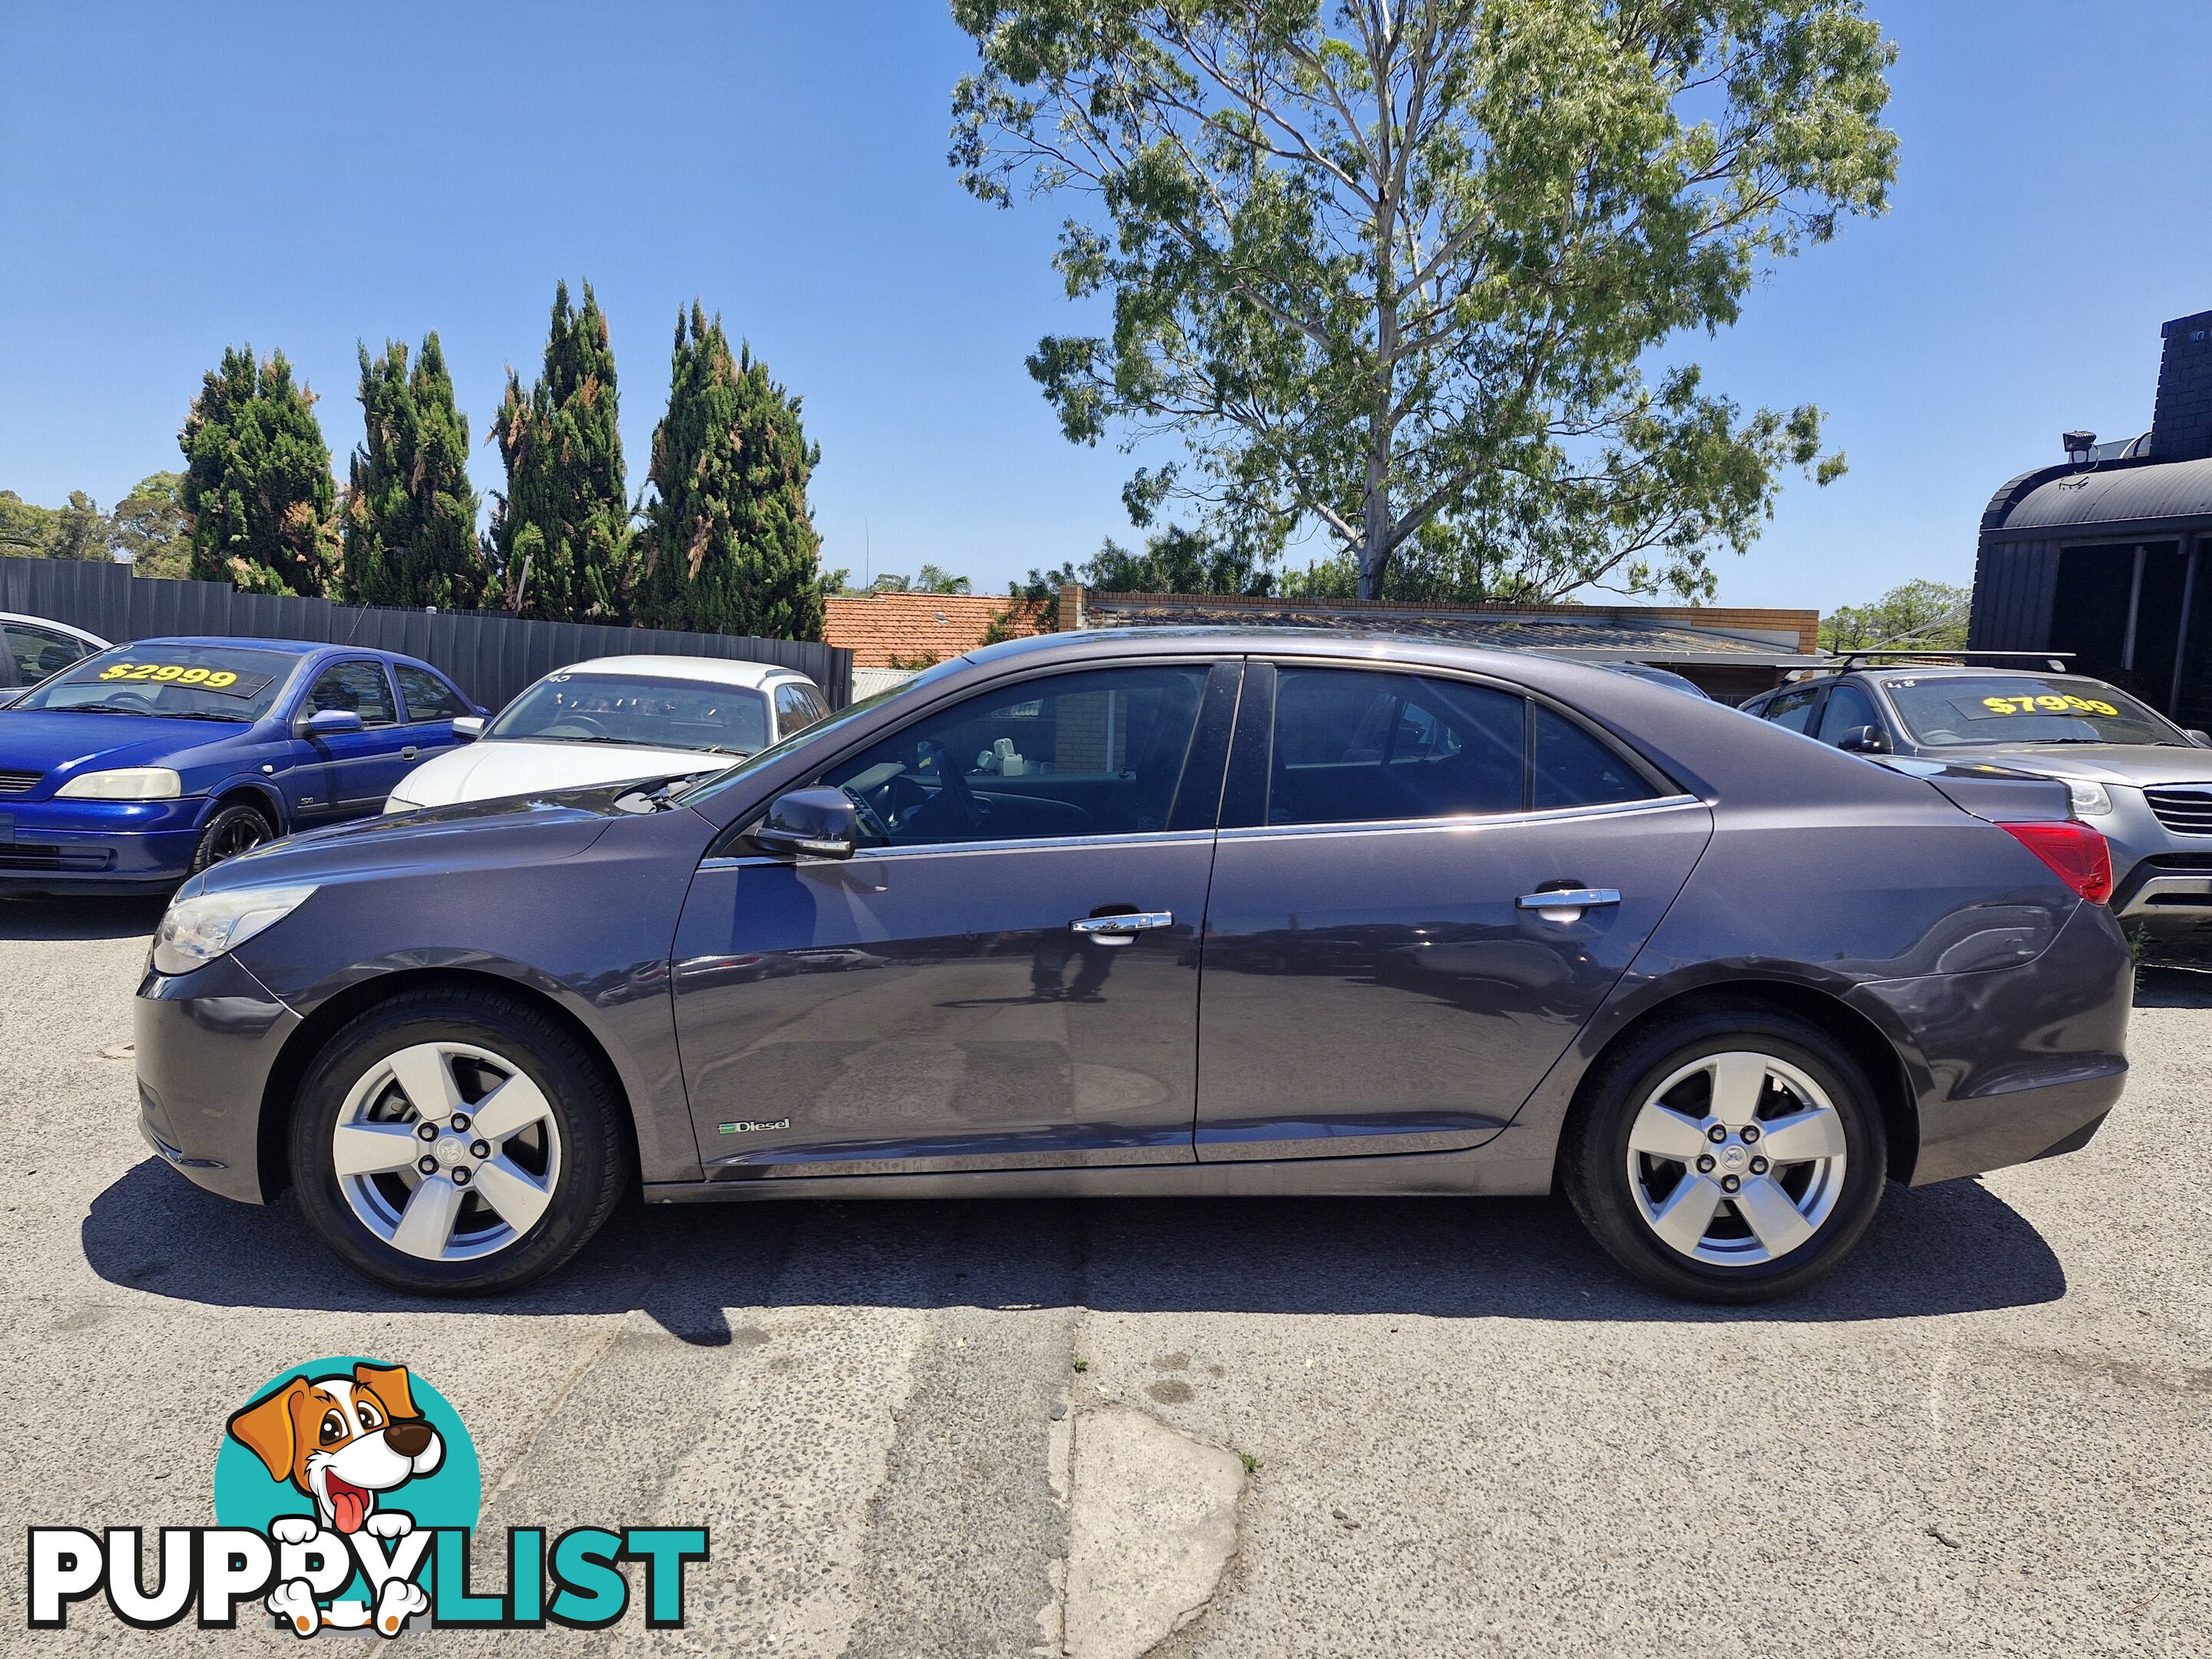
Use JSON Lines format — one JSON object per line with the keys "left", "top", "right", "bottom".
{"left": 1988, "top": 455, "right": 2212, "bottom": 537}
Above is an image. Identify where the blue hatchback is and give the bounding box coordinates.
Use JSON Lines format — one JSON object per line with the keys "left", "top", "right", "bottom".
{"left": 0, "top": 637, "right": 482, "bottom": 894}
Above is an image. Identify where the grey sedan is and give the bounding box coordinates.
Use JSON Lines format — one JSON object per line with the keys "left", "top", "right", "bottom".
{"left": 1743, "top": 664, "right": 2212, "bottom": 936}
{"left": 134, "top": 631, "right": 2131, "bottom": 1302}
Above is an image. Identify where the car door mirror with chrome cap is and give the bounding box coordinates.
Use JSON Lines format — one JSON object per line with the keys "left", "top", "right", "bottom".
{"left": 2188, "top": 728, "right": 2212, "bottom": 747}
{"left": 750, "top": 786, "right": 859, "bottom": 860}
{"left": 452, "top": 715, "right": 485, "bottom": 741}
{"left": 295, "top": 707, "right": 364, "bottom": 739}
{"left": 1835, "top": 725, "right": 1889, "bottom": 754}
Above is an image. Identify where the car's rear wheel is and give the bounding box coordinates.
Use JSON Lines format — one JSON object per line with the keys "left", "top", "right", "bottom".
{"left": 190, "top": 801, "right": 273, "bottom": 873}
{"left": 1561, "top": 1005, "right": 1888, "bottom": 1303}
{"left": 288, "top": 988, "right": 631, "bottom": 1295}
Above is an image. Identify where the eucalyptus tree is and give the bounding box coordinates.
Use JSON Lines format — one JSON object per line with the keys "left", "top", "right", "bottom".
{"left": 952, "top": 0, "right": 1897, "bottom": 601}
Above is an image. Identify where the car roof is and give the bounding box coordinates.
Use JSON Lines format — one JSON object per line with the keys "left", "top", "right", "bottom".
{"left": 540, "top": 654, "right": 810, "bottom": 690}
{"left": 0, "top": 612, "right": 107, "bottom": 644}
{"left": 131, "top": 636, "right": 416, "bottom": 661}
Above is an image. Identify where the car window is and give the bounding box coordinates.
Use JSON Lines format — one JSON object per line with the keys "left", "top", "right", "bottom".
{"left": 773, "top": 682, "right": 820, "bottom": 740}
{"left": 1267, "top": 668, "right": 1525, "bottom": 826}
{"left": 488, "top": 672, "right": 771, "bottom": 753}
{"left": 1883, "top": 674, "right": 2186, "bottom": 747}
{"left": 1532, "top": 707, "right": 1657, "bottom": 809}
{"left": 12, "top": 641, "right": 293, "bottom": 722}
{"left": 394, "top": 664, "right": 469, "bottom": 723}
{"left": 305, "top": 661, "right": 397, "bottom": 727}
{"left": 1816, "top": 683, "right": 1879, "bottom": 744}
{"left": 1760, "top": 684, "right": 1823, "bottom": 733}
{"left": 5, "top": 623, "right": 91, "bottom": 685}
{"left": 819, "top": 665, "right": 1210, "bottom": 847}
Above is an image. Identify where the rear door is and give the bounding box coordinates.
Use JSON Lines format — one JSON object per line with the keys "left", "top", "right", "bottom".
{"left": 392, "top": 663, "right": 473, "bottom": 774}
{"left": 1194, "top": 661, "right": 1713, "bottom": 1161}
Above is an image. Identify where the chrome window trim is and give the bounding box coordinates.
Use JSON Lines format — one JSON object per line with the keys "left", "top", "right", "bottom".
{"left": 698, "top": 826, "right": 1221, "bottom": 871}
{"left": 1216, "top": 793, "right": 1704, "bottom": 843}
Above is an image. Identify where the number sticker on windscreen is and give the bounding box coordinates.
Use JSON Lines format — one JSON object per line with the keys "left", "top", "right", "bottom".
{"left": 1953, "top": 693, "right": 2119, "bottom": 720}
{"left": 70, "top": 661, "right": 276, "bottom": 697}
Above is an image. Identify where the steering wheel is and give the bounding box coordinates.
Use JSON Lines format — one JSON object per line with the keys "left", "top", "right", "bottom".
{"left": 545, "top": 715, "right": 611, "bottom": 740}
{"left": 918, "top": 738, "right": 988, "bottom": 832}
{"left": 839, "top": 783, "right": 894, "bottom": 844}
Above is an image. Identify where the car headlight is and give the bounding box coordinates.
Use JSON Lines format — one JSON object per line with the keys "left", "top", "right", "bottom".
{"left": 56, "top": 767, "right": 181, "bottom": 800}
{"left": 2065, "top": 780, "right": 2114, "bottom": 817}
{"left": 150, "top": 884, "right": 317, "bottom": 976}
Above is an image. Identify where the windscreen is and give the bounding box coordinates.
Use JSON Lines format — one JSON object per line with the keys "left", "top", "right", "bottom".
{"left": 11, "top": 643, "right": 293, "bottom": 722}
{"left": 1884, "top": 675, "right": 2184, "bottom": 747}
{"left": 486, "top": 673, "right": 772, "bottom": 754}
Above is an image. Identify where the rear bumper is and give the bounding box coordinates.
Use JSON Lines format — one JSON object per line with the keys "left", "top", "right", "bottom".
{"left": 0, "top": 796, "right": 204, "bottom": 892}
{"left": 1851, "top": 899, "right": 2132, "bottom": 1185}
{"left": 1905, "top": 1070, "right": 2121, "bottom": 1186}
{"left": 133, "top": 951, "right": 300, "bottom": 1204}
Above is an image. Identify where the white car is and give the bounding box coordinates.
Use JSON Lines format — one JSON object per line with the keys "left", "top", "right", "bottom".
{"left": 1, "top": 612, "right": 108, "bottom": 700}
{"left": 384, "top": 654, "right": 830, "bottom": 813}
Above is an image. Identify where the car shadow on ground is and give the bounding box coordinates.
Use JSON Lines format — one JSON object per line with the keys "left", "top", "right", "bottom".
{"left": 0, "top": 896, "right": 167, "bottom": 942}
{"left": 2135, "top": 964, "right": 2212, "bottom": 1008}
{"left": 82, "top": 1156, "right": 2065, "bottom": 1346}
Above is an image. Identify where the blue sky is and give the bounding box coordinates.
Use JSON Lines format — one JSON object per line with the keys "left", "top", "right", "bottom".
{"left": 2, "top": 2, "right": 2207, "bottom": 613}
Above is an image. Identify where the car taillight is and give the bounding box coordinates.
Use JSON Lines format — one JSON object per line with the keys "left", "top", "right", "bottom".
{"left": 2000, "top": 820, "right": 2114, "bottom": 904}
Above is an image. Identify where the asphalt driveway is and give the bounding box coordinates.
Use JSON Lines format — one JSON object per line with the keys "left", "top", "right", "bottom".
{"left": 2, "top": 896, "right": 2206, "bottom": 1655}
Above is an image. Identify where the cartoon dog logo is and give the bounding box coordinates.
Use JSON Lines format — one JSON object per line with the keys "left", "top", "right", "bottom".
{"left": 227, "top": 1362, "right": 442, "bottom": 1635}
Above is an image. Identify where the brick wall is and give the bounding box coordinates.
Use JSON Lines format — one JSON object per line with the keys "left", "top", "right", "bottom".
{"left": 2153, "top": 308, "right": 2212, "bottom": 462}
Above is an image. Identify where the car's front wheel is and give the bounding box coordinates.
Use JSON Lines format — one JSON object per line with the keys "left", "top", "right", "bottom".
{"left": 1561, "top": 1005, "right": 1888, "bottom": 1303}
{"left": 190, "top": 801, "right": 274, "bottom": 873}
{"left": 288, "top": 988, "right": 631, "bottom": 1295}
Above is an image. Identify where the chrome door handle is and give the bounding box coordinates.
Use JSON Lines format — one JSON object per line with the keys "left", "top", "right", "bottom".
{"left": 1071, "top": 911, "right": 1174, "bottom": 945}
{"left": 1516, "top": 888, "right": 1621, "bottom": 919}
{"left": 400, "top": 746, "right": 419, "bottom": 760}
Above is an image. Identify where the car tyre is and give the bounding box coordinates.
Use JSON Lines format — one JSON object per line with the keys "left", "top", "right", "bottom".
{"left": 190, "top": 800, "right": 275, "bottom": 873}
{"left": 1561, "top": 1003, "right": 1887, "bottom": 1303}
{"left": 289, "top": 987, "right": 632, "bottom": 1295}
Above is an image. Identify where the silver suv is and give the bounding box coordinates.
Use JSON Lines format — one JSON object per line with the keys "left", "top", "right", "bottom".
{"left": 1743, "top": 664, "right": 2212, "bottom": 939}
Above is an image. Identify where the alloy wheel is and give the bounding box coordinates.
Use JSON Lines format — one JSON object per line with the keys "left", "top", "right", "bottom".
{"left": 1624, "top": 1050, "right": 1849, "bottom": 1267}
{"left": 207, "top": 814, "right": 267, "bottom": 861}
{"left": 329, "top": 1041, "right": 563, "bottom": 1261}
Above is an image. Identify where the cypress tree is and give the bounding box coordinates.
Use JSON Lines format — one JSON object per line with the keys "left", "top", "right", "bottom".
{"left": 341, "top": 333, "right": 485, "bottom": 608}
{"left": 637, "top": 306, "right": 825, "bottom": 640}
{"left": 487, "top": 281, "right": 630, "bottom": 620}
{"left": 178, "top": 346, "right": 336, "bottom": 595}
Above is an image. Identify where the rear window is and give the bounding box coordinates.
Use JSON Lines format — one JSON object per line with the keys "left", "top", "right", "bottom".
{"left": 12, "top": 642, "right": 293, "bottom": 722}
{"left": 487, "top": 672, "right": 771, "bottom": 754}
{"left": 1885, "top": 675, "right": 2183, "bottom": 747}
{"left": 396, "top": 664, "right": 469, "bottom": 722}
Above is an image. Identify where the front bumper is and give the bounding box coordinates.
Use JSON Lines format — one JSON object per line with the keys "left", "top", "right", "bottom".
{"left": 134, "top": 950, "right": 300, "bottom": 1204}
{"left": 0, "top": 796, "right": 205, "bottom": 892}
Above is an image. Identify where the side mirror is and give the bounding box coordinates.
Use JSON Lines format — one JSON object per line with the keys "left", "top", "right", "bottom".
{"left": 295, "top": 707, "right": 364, "bottom": 739}
{"left": 1835, "top": 725, "right": 1890, "bottom": 754}
{"left": 749, "top": 786, "right": 859, "bottom": 861}
{"left": 2189, "top": 729, "right": 2211, "bottom": 748}
{"left": 452, "top": 715, "right": 485, "bottom": 741}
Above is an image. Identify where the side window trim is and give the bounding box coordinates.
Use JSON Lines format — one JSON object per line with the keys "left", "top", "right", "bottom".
{"left": 785, "top": 658, "right": 1235, "bottom": 854}
{"left": 1230, "top": 658, "right": 1677, "bottom": 830}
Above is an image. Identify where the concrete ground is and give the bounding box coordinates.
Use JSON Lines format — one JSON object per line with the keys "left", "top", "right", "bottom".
{"left": 2, "top": 895, "right": 2206, "bottom": 1657}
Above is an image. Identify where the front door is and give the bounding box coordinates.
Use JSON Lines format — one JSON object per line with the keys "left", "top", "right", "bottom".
{"left": 287, "top": 660, "right": 411, "bottom": 823}
{"left": 672, "top": 661, "right": 1238, "bottom": 1176}
{"left": 1194, "top": 662, "right": 1712, "bottom": 1160}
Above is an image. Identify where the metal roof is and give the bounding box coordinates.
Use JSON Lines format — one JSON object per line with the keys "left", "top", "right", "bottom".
{"left": 1989, "top": 454, "right": 2212, "bottom": 535}
{"left": 1076, "top": 598, "right": 1822, "bottom": 667}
